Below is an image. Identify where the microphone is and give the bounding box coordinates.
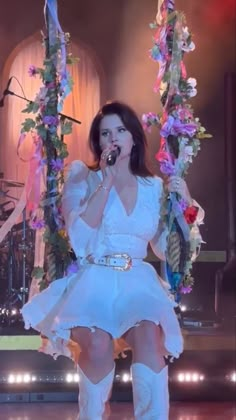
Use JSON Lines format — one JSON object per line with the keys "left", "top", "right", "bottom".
{"left": 0, "top": 77, "right": 13, "bottom": 107}
{"left": 106, "top": 147, "right": 121, "bottom": 166}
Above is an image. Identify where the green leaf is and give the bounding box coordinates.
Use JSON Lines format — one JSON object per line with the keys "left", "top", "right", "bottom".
{"left": 38, "top": 279, "right": 48, "bottom": 292}
{"left": 31, "top": 266, "right": 45, "bottom": 279}
{"left": 66, "top": 54, "right": 80, "bottom": 65}
{"left": 21, "top": 118, "right": 36, "bottom": 133}
{"left": 22, "top": 101, "right": 40, "bottom": 114}
{"left": 61, "top": 121, "right": 73, "bottom": 135}
{"left": 37, "top": 124, "right": 48, "bottom": 140}
{"left": 173, "top": 95, "right": 183, "bottom": 105}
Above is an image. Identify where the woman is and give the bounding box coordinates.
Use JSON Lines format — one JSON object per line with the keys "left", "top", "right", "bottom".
{"left": 22, "top": 101, "right": 195, "bottom": 419}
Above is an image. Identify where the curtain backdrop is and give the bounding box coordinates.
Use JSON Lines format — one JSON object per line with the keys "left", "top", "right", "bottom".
{"left": 0, "top": 37, "right": 101, "bottom": 295}
{"left": 0, "top": 38, "right": 100, "bottom": 201}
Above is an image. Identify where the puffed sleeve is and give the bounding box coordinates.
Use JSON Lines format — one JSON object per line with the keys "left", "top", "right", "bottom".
{"left": 61, "top": 160, "right": 97, "bottom": 257}
{"left": 149, "top": 178, "right": 168, "bottom": 261}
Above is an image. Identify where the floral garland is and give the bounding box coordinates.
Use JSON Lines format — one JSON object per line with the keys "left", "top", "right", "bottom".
{"left": 143, "top": 0, "right": 211, "bottom": 302}
{"left": 19, "top": 3, "right": 77, "bottom": 291}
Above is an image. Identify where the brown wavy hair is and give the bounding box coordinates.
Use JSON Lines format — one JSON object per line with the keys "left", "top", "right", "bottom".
{"left": 88, "top": 101, "right": 154, "bottom": 178}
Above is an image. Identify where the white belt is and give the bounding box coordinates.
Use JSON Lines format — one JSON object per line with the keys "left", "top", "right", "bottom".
{"left": 77, "top": 253, "right": 142, "bottom": 271}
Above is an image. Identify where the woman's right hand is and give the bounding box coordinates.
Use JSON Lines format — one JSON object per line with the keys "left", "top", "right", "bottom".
{"left": 100, "top": 146, "right": 121, "bottom": 189}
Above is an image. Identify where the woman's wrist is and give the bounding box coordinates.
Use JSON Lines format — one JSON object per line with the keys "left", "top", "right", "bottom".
{"left": 95, "top": 183, "right": 110, "bottom": 193}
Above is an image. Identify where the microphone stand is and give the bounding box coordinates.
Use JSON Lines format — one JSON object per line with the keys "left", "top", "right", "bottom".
{"left": 4, "top": 89, "right": 82, "bottom": 125}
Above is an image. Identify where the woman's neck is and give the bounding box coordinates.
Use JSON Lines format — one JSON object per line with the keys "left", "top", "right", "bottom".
{"left": 115, "top": 156, "right": 133, "bottom": 179}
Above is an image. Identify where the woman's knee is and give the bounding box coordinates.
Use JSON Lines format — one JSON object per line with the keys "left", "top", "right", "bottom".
{"left": 71, "top": 326, "right": 113, "bottom": 360}
{"left": 124, "top": 320, "right": 162, "bottom": 352}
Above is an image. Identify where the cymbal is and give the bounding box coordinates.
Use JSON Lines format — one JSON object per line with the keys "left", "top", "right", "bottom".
{"left": 0, "top": 179, "right": 24, "bottom": 188}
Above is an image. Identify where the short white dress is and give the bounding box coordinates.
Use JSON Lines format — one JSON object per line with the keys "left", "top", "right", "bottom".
{"left": 21, "top": 160, "right": 183, "bottom": 361}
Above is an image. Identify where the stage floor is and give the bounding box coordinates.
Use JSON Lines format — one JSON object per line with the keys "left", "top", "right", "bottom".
{"left": 0, "top": 401, "right": 235, "bottom": 420}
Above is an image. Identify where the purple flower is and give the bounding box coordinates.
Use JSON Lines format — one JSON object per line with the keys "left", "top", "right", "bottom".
{"left": 178, "top": 198, "right": 189, "bottom": 211}
{"left": 30, "top": 219, "right": 45, "bottom": 230}
{"left": 160, "top": 116, "right": 198, "bottom": 138}
{"left": 51, "top": 158, "right": 64, "bottom": 172}
{"left": 180, "top": 285, "right": 192, "bottom": 294}
{"left": 28, "top": 65, "right": 37, "bottom": 77}
{"left": 67, "top": 261, "right": 79, "bottom": 275}
{"left": 43, "top": 115, "right": 59, "bottom": 126}
{"left": 160, "top": 161, "right": 176, "bottom": 176}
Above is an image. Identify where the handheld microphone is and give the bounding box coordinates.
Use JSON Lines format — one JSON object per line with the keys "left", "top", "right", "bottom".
{"left": 106, "top": 147, "right": 121, "bottom": 166}
{"left": 0, "top": 77, "right": 13, "bottom": 107}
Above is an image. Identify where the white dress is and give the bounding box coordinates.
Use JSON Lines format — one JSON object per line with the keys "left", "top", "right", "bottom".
{"left": 21, "top": 160, "right": 183, "bottom": 361}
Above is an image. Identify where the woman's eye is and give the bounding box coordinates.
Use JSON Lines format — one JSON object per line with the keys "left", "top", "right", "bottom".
{"left": 118, "top": 127, "right": 126, "bottom": 133}
{"left": 101, "top": 131, "right": 109, "bottom": 137}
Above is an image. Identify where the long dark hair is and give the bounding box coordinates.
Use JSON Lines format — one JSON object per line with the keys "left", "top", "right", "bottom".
{"left": 88, "top": 101, "right": 153, "bottom": 177}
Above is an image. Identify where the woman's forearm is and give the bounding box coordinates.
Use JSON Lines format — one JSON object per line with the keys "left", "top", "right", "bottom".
{"left": 80, "top": 184, "right": 110, "bottom": 228}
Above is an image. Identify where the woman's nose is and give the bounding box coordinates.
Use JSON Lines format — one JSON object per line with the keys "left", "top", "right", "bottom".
{"left": 110, "top": 133, "right": 117, "bottom": 143}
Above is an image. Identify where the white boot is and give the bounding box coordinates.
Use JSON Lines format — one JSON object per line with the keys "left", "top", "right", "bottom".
{"left": 77, "top": 365, "right": 115, "bottom": 420}
{"left": 131, "top": 363, "right": 169, "bottom": 420}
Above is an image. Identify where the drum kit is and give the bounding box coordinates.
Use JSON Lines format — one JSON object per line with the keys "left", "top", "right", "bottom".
{"left": 0, "top": 178, "right": 35, "bottom": 326}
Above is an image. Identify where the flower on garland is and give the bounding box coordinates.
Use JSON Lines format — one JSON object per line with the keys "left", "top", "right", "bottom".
{"left": 28, "top": 65, "right": 38, "bottom": 77}
{"left": 19, "top": 7, "right": 78, "bottom": 290}
{"left": 143, "top": 0, "right": 212, "bottom": 301}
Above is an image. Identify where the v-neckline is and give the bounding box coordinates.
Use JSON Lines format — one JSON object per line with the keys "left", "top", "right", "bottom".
{"left": 95, "top": 170, "right": 139, "bottom": 217}
{"left": 113, "top": 179, "right": 139, "bottom": 217}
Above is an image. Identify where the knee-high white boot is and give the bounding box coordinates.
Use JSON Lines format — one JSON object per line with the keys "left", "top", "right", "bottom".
{"left": 77, "top": 365, "right": 115, "bottom": 420}
{"left": 131, "top": 363, "right": 169, "bottom": 420}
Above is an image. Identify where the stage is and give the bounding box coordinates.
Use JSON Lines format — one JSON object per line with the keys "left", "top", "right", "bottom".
{"left": 0, "top": 401, "right": 235, "bottom": 420}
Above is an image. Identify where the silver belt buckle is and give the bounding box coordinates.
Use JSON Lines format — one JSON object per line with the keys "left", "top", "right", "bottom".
{"left": 108, "top": 253, "right": 132, "bottom": 271}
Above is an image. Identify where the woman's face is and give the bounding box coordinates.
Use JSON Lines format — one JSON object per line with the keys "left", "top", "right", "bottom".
{"left": 99, "top": 114, "right": 134, "bottom": 159}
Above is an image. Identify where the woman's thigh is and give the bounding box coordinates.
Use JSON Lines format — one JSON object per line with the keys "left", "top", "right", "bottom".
{"left": 71, "top": 325, "right": 113, "bottom": 355}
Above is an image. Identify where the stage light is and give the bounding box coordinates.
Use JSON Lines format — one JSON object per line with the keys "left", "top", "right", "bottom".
{"left": 121, "top": 372, "right": 132, "bottom": 383}
{"left": 230, "top": 372, "right": 236, "bottom": 382}
{"left": 16, "top": 374, "right": 23, "bottom": 383}
{"left": 180, "top": 305, "right": 187, "bottom": 312}
{"left": 8, "top": 374, "right": 16, "bottom": 384}
{"left": 177, "top": 372, "right": 205, "bottom": 383}
{"left": 66, "top": 373, "right": 79, "bottom": 383}
{"left": 74, "top": 373, "right": 79, "bottom": 382}
{"left": 23, "top": 374, "right": 31, "bottom": 383}
{"left": 66, "top": 373, "right": 73, "bottom": 383}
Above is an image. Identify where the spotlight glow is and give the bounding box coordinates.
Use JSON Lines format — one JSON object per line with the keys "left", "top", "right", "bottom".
{"left": 66, "top": 373, "right": 73, "bottom": 383}
{"left": 230, "top": 372, "right": 236, "bottom": 382}
{"left": 121, "top": 372, "right": 132, "bottom": 383}
{"left": 23, "top": 374, "right": 31, "bottom": 383}
{"left": 74, "top": 373, "right": 79, "bottom": 382}
{"left": 8, "top": 374, "right": 15, "bottom": 384}
{"left": 177, "top": 372, "right": 204, "bottom": 383}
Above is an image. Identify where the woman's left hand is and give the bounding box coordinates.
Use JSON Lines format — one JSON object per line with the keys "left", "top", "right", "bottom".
{"left": 166, "top": 176, "right": 193, "bottom": 206}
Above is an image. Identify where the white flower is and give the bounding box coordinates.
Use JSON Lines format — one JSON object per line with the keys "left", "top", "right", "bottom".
{"left": 187, "top": 78, "right": 197, "bottom": 97}
{"left": 182, "top": 27, "right": 195, "bottom": 52}
{"left": 187, "top": 78, "right": 197, "bottom": 88}
{"left": 182, "top": 145, "right": 194, "bottom": 163}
